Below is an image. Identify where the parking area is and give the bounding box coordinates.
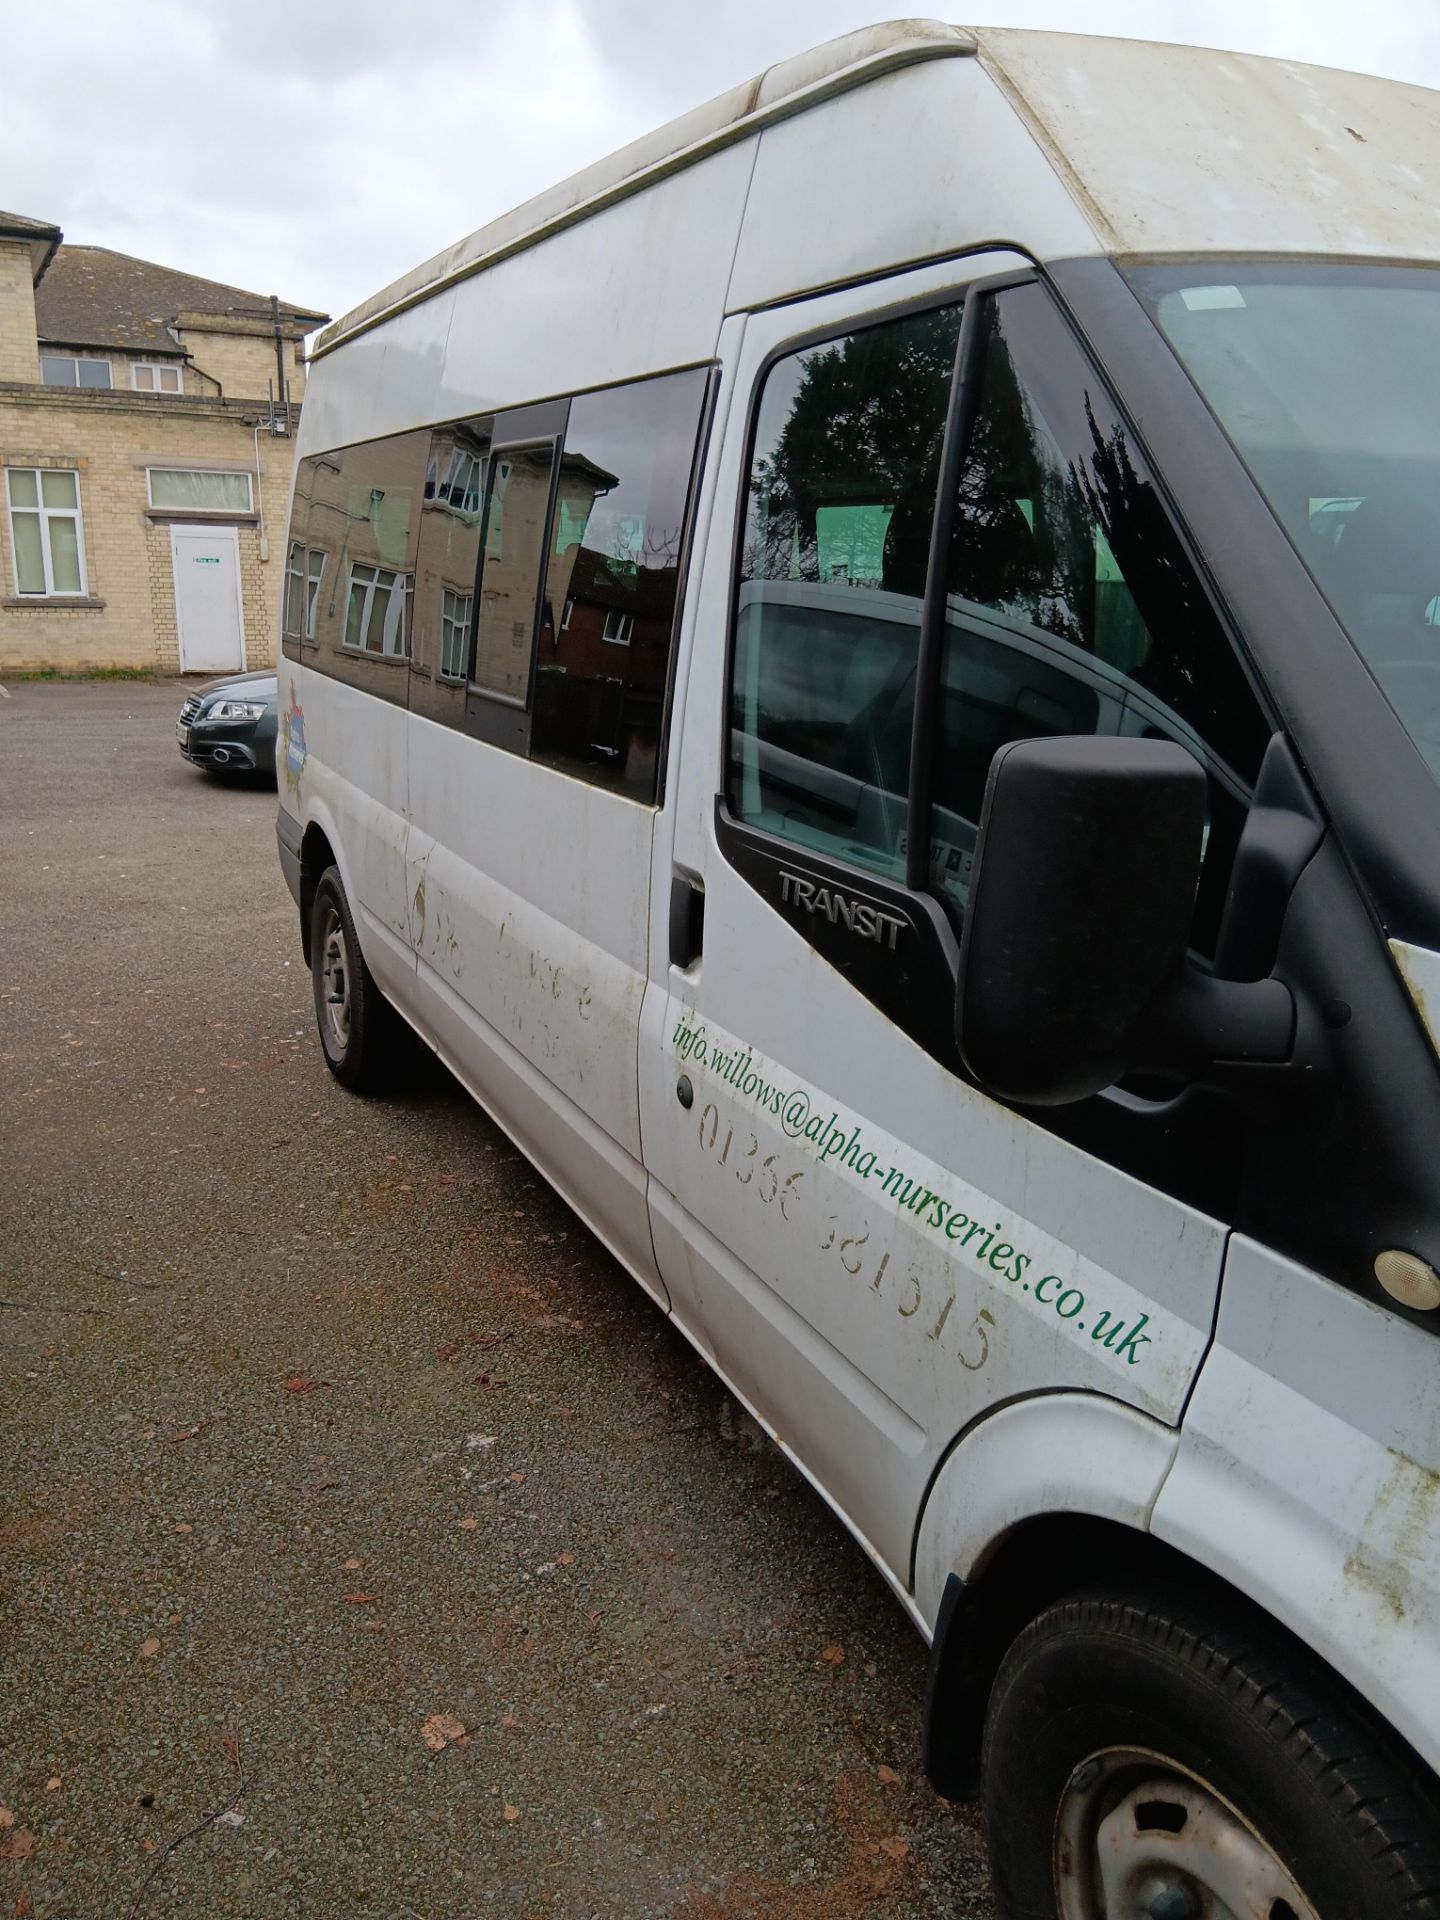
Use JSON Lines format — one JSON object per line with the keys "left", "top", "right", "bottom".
{"left": 0, "top": 679, "right": 993, "bottom": 1919}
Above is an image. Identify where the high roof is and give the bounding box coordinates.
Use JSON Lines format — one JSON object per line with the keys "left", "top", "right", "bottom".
{"left": 33, "top": 245, "right": 329, "bottom": 356}
{"left": 316, "top": 20, "right": 1440, "bottom": 359}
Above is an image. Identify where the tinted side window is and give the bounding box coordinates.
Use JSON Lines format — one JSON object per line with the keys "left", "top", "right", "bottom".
{"left": 932, "top": 286, "right": 1270, "bottom": 947}
{"left": 727, "top": 304, "right": 963, "bottom": 881}
{"left": 294, "top": 430, "right": 428, "bottom": 703}
{"left": 532, "top": 369, "right": 707, "bottom": 803}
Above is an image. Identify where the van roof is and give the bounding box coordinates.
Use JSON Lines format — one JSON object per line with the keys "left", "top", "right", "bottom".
{"left": 316, "top": 20, "right": 1440, "bottom": 356}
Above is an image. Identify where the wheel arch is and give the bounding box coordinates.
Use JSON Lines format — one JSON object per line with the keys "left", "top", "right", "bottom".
{"left": 919, "top": 1394, "right": 1440, "bottom": 1809}
{"left": 298, "top": 807, "right": 348, "bottom": 966}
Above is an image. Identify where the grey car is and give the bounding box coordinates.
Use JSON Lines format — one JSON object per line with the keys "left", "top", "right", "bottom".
{"left": 176, "top": 669, "right": 278, "bottom": 779}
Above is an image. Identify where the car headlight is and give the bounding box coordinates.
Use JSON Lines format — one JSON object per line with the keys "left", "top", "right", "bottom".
{"left": 204, "top": 699, "right": 267, "bottom": 722}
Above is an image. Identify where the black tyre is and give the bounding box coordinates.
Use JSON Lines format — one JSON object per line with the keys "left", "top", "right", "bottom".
{"left": 982, "top": 1582, "right": 1440, "bottom": 1920}
{"left": 309, "top": 865, "right": 404, "bottom": 1093}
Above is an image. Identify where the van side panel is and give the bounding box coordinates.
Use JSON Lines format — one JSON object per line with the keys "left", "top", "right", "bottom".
{"left": 298, "top": 142, "right": 758, "bottom": 456}
{"left": 294, "top": 672, "right": 414, "bottom": 1000}
{"left": 1152, "top": 1236, "right": 1440, "bottom": 1778}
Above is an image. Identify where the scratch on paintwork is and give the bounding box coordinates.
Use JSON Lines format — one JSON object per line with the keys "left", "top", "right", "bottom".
{"left": 1343, "top": 1451, "right": 1440, "bottom": 1623}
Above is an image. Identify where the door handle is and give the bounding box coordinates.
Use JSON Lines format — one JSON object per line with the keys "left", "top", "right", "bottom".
{"left": 669, "top": 873, "right": 704, "bottom": 969}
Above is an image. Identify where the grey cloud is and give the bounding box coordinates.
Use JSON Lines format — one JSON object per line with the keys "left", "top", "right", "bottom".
{"left": 4, "top": 0, "right": 1439, "bottom": 327}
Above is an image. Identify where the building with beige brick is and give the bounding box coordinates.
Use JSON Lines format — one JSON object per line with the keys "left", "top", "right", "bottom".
{"left": 0, "top": 210, "right": 327, "bottom": 675}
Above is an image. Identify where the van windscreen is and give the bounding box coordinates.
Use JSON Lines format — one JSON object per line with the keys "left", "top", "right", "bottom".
{"left": 1129, "top": 262, "right": 1440, "bottom": 781}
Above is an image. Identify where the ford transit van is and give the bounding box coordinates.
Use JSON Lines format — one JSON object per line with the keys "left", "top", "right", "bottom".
{"left": 276, "top": 25, "right": 1440, "bottom": 1913}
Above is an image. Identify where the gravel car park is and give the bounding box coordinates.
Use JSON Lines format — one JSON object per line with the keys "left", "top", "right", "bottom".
{"left": 1, "top": 677, "right": 993, "bottom": 1918}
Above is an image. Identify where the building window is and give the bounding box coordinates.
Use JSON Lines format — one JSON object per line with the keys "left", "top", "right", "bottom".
{"left": 132, "top": 362, "right": 183, "bottom": 394}
{"left": 147, "top": 469, "right": 252, "bottom": 513}
{"left": 6, "top": 467, "right": 88, "bottom": 596}
{"left": 601, "top": 609, "right": 634, "bottom": 646}
{"left": 345, "top": 562, "right": 412, "bottom": 658}
{"left": 427, "top": 448, "right": 484, "bottom": 516}
{"left": 39, "top": 354, "right": 112, "bottom": 390}
{"left": 438, "top": 588, "right": 473, "bottom": 681}
{"left": 284, "top": 542, "right": 325, "bottom": 639}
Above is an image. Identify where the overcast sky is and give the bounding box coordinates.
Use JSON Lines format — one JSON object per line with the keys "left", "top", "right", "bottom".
{"left": 3, "top": 0, "right": 1438, "bottom": 331}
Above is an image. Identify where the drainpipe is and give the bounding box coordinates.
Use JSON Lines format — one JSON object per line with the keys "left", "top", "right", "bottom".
{"left": 252, "top": 420, "right": 268, "bottom": 564}
{"left": 270, "top": 295, "right": 287, "bottom": 416}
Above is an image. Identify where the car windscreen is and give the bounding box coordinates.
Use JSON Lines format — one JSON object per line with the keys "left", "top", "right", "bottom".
{"left": 1127, "top": 262, "right": 1440, "bottom": 781}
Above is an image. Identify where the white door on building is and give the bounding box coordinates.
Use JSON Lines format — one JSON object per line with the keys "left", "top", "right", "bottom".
{"left": 171, "top": 525, "right": 244, "bottom": 673}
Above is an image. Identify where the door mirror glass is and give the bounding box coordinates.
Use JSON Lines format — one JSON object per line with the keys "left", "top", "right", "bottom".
{"left": 956, "top": 735, "right": 1206, "bottom": 1104}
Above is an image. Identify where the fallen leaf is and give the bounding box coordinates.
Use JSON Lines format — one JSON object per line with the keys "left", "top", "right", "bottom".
{"left": 502, "top": 1804, "right": 520, "bottom": 1823}
{"left": 140, "top": 1636, "right": 161, "bottom": 1657}
{"left": 141, "top": 1838, "right": 156, "bottom": 1855}
{"left": 457, "top": 1516, "right": 478, "bottom": 1531}
{"left": 556, "top": 1551, "right": 574, "bottom": 1566}
{"left": 342, "top": 1557, "right": 362, "bottom": 1570}
{"left": 167, "top": 1419, "right": 216, "bottom": 1445}
{"left": 877, "top": 1764, "right": 901, "bottom": 1786}
{"left": 878, "top": 1836, "right": 910, "bottom": 1862}
{"left": 0, "top": 1808, "right": 12, "bottom": 1829}
{"left": 342, "top": 1593, "right": 377, "bottom": 1604}
{"left": 44, "top": 1778, "right": 60, "bottom": 1793}
{"left": 282, "top": 1374, "right": 326, "bottom": 1394}
{"left": 509, "top": 1472, "right": 525, "bottom": 1485}
{"left": 16, "top": 1886, "right": 33, "bottom": 1915}
{"left": 820, "top": 1644, "right": 845, "bottom": 1666}
{"left": 501, "top": 1711, "right": 519, "bottom": 1729}
{"left": 174, "top": 1523, "right": 193, "bottom": 1534}
{"left": 420, "top": 1713, "right": 467, "bottom": 1752}
{"left": 2, "top": 1831, "right": 33, "bottom": 1862}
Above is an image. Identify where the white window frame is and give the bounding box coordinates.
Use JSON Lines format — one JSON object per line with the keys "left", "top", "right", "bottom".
{"left": 344, "top": 562, "right": 412, "bottom": 659}
{"left": 439, "top": 587, "right": 473, "bottom": 681}
{"left": 131, "top": 361, "right": 184, "bottom": 394}
{"left": 39, "top": 353, "right": 112, "bottom": 391}
{"left": 146, "top": 469, "right": 253, "bottom": 514}
{"left": 602, "top": 608, "right": 634, "bottom": 646}
{"left": 5, "top": 466, "right": 88, "bottom": 597}
{"left": 284, "top": 543, "right": 326, "bottom": 640}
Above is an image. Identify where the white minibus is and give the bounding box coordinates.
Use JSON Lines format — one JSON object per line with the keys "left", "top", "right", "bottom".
{"left": 276, "top": 23, "right": 1440, "bottom": 1913}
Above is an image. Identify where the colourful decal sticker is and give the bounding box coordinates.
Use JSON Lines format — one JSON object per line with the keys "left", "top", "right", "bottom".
{"left": 282, "top": 680, "right": 307, "bottom": 788}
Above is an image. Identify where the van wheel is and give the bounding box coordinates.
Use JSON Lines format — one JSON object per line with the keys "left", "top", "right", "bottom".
{"left": 982, "top": 1583, "right": 1440, "bottom": 1920}
{"left": 309, "top": 865, "right": 402, "bottom": 1093}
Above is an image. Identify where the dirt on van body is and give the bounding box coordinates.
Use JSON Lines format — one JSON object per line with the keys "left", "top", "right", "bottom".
{"left": 0, "top": 678, "right": 993, "bottom": 1919}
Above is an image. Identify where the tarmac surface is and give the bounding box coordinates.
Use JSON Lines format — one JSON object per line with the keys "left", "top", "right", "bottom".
{"left": 0, "top": 679, "right": 995, "bottom": 1919}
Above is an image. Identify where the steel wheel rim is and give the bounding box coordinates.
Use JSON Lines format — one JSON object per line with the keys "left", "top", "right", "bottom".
{"left": 1054, "top": 1745, "right": 1320, "bottom": 1920}
{"left": 318, "top": 905, "right": 350, "bottom": 1052}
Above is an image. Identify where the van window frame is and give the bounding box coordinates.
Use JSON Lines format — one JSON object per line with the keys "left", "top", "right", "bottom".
{"left": 715, "top": 261, "right": 1277, "bottom": 1079}
{"left": 462, "top": 396, "right": 569, "bottom": 755}
{"left": 715, "top": 267, "right": 1034, "bottom": 977}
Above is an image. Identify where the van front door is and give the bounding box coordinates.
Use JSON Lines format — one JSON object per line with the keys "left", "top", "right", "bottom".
{"left": 640, "top": 261, "right": 1272, "bottom": 1585}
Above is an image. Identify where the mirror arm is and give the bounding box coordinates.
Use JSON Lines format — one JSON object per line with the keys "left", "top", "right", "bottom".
{"left": 1135, "top": 965, "right": 1295, "bottom": 1076}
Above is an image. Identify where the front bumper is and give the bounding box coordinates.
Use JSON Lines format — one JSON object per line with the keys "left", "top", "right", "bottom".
{"left": 177, "top": 704, "right": 277, "bottom": 773}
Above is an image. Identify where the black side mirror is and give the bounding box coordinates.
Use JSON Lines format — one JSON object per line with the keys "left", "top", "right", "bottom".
{"left": 956, "top": 735, "right": 1293, "bottom": 1105}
